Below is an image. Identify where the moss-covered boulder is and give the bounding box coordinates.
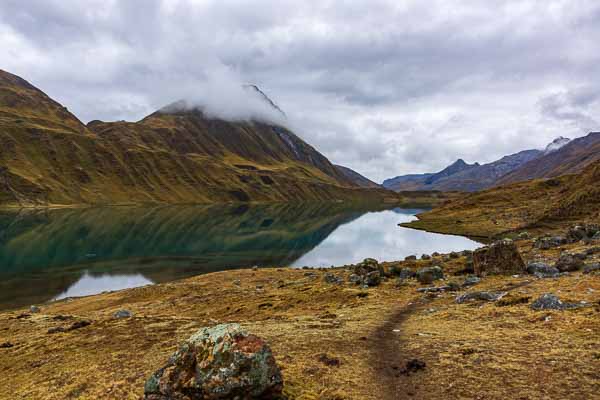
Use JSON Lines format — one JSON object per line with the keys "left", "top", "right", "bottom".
{"left": 144, "top": 323, "right": 283, "bottom": 400}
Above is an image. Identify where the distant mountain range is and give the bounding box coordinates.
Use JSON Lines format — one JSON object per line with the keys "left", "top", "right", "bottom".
{"left": 0, "top": 69, "right": 394, "bottom": 207}
{"left": 383, "top": 132, "right": 600, "bottom": 192}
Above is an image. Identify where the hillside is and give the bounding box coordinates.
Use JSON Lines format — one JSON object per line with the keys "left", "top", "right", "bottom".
{"left": 403, "top": 159, "right": 600, "bottom": 238}
{"left": 496, "top": 132, "right": 600, "bottom": 185}
{"left": 0, "top": 70, "right": 397, "bottom": 207}
{"left": 334, "top": 165, "right": 381, "bottom": 188}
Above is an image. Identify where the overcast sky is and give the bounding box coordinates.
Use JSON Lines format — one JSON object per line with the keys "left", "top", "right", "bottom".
{"left": 2, "top": 1, "right": 600, "bottom": 182}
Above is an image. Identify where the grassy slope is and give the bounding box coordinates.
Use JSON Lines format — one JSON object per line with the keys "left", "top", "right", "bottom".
{"left": 0, "top": 69, "right": 398, "bottom": 207}
{"left": 403, "top": 159, "right": 600, "bottom": 239}
{"left": 0, "top": 245, "right": 597, "bottom": 400}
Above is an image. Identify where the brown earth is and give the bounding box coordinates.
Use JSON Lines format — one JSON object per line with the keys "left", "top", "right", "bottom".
{"left": 1, "top": 236, "right": 598, "bottom": 400}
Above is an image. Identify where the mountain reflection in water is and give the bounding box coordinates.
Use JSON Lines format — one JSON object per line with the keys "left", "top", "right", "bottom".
{"left": 0, "top": 203, "right": 480, "bottom": 310}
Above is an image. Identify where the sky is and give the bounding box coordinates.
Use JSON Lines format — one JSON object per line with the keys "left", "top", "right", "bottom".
{"left": 1, "top": 0, "right": 600, "bottom": 182}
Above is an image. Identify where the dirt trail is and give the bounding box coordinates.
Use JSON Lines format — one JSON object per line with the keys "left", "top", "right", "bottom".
{"left": 369, "top": 297, "right": 431, "bottom": 400}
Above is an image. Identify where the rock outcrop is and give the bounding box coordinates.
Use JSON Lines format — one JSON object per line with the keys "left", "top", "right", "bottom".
{"left": 144, "top": 324, "right": 283, "bottom": 400}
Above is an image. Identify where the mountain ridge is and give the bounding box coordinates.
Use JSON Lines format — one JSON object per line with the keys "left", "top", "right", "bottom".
{"left": 0, "top": 69, "right": 396, "bottom": 207}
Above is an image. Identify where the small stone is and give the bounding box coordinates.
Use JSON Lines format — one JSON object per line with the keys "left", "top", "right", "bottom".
{"left": 517, "top": 232, "right": 531, "bottom": 240}
{"left": 0, "top": 342, "right": 14, "bottom": 349}
{"left": 456, "top": 291, "right": 507, "bottom": 304}
{"left": 323, "top": 273, "right": 344, "bottom": 285}
{"left": 526, "top": 262, "right": 560, "bottom": 278}
{"left": 462, "top": 276, "right": 481, "bottom": 287}
{"left": 583, "top": 263, "right": 600, "bottom": 274}
{"left": 400, "top": 359, "right": 426, "bottom": 375}
{"left": 252, "top": 266, "right": 259, "bottom": 271}
{"left": 398, "top": 268, "right": 416, "bottom": 280}
{"left": 530, "top": 293, "right": 581, "bottom": 310}
{"left": 534, "top": 236, "right": 567, "bottom": 250}
{"left": 316, "top": 353, "right": 340, "bottom": 367}
{"left": 30, "top": 306, "right": 41, "bottom": 314}
{"left": 113, "top": 310, "right": 133, "bottom": 319}
{"left": 233, "top": 279, "right": 241, "bottom": 286}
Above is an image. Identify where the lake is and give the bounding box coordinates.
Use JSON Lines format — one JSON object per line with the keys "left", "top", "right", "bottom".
{"left": 0, "top": 204, "right": 481, "bottom": 310}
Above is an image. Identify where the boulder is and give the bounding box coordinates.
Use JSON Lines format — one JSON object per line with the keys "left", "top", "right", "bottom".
{"left": 421, "top": 254, "right": 431, "bottom": 260}
{"left": 353, "top": 258, "right": 383, "bottom": 276}
{"left": 405, "top": 255, "right": 417, "bottom": 261}
{"left": 144, "top": 324, "right": 283, "bottom": 400}
{"left": 348, "top": 274, "right": 362, "bottom": 285}
{"left": 449, "top": 252, "right": 460, "bottom": 259}
{"left": 526, "top": 262, "right": 560, "bottom": 278}
{"left": 592, "top": 232, "right": 600, "bottom": 242}
{"left": 472, "top": 240, "right": 525, "bottom": 277}
{"left": 30, "top": 305, "right": 41, "bottom": 314}
{"left": 416, "top": 266, "right": 444, "bottom": 284}
{"left": 555, "top": 253, "right": 585, "bottom": 272}
{"left": 530, "top": 294, "right": 581, "bottom": 311}
{"left": 352, "top": 258, "right": 383, "bottom": 287}
{"left": 456, "top": 291, "right": 507, "bottom": 304}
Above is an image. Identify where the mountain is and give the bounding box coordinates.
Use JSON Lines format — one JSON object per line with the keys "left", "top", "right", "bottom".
{"left": 334, "top": 165, "right": 380, "bottom": 188}
{"left": 496, "top": 132, "right": 600, "bottom": 185}
{"left": 0, "top": 69, "right": 396, "bottom": 207}
{"left": 383, "top": 151, "right": 541, "bottom": 192}
{"left": 544, "top": 136, "right": 570, "bottom": 154}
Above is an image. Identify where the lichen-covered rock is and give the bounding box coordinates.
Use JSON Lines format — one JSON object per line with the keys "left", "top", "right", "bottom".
{"left": 416, "top": 266, "right": 443, "bottom": 284}
{"left": 473, "top": 240, "right": 525, "bottom": 277}
{"left": 526, "top": 262, "right": 560, "bottom": 278}
{"left": 352, "top": 258, "right": 383, "bottom": 287}
{"left": 555, "top": 253, "right": 585, "bottom": 272}
{"left": 456, "top": 291, "right": 507, "bottom": 304}
{"left": 144, "top": 323, "right": 283, "bottom": 400}
{"left": 353, "top": 258, "right": 383, "bottom": 276}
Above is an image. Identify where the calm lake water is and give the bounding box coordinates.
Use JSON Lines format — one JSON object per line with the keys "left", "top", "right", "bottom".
{"left": 0, "top": 204, "right": 480, "bottom": 310}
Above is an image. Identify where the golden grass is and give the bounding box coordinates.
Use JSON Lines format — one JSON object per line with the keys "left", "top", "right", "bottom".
{"left": 1, "top": 242, "right": 598, "bottom": 399}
